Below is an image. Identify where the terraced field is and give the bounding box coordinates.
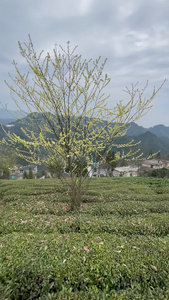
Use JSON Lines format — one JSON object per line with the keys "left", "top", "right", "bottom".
{"left": 1, "top": 177, "right": 169, "bottom": 299}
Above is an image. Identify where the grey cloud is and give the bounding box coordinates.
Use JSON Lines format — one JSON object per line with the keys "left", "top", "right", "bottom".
{"left": 125, "top": 0, "right": 169, "bottom": 30}
{"left": 0, "top": 0, "right": 169, "bottom": 126}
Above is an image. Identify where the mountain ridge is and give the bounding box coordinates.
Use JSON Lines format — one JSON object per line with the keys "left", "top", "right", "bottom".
{"left": 0, "top": 110, "right": 169, "bottom": 156}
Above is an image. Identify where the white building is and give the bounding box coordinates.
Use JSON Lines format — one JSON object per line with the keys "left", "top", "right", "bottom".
{"left": 10, "top": 164, "right": 38, "bottom": 180}
{"left": 88, "top": 164, "right": 139, "bottom": 177}
{"left": 141, "top": 159, "right": 164, "bottom": 170}
{"left": 113, "top": 166, "right": 139, "bottom": 177}
{"left": 87, "top": 164, "right": 110, "bottom": 177}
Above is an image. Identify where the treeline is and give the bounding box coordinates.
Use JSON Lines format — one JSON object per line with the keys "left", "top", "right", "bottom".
{"left": 148, "top": 168, "right": 169, "bottom": 178}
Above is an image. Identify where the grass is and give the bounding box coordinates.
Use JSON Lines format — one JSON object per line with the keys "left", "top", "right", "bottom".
{"left": 1, "top": 177, "right": 169, "bottom": 299}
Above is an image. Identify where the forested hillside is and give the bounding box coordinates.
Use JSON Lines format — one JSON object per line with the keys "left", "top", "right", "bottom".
{"left": 0, "top": 110, "right": 169, "bottom": 156}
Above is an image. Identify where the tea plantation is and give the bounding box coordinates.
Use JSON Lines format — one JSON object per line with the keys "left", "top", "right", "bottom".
{"left": 1, "top": 177, "right": 169, "bottom": 299}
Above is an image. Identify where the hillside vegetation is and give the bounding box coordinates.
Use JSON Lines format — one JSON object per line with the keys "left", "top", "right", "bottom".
{"left": 1, "top": 112, "right": 169, "bottom": 156}
{"left": 1, "top": 177, "right": 169, "bottom": 299}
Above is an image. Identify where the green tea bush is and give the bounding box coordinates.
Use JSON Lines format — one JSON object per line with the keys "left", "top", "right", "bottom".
{"left": 1, "top": 177, "right": 169, "bottom": 299}
{"left": 1, "top": 234, "right": 169, "bottom": 299}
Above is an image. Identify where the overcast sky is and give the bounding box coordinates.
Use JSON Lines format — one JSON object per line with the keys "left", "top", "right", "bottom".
{"left": 1, "top": 0, "right": 169, "bottom": 127}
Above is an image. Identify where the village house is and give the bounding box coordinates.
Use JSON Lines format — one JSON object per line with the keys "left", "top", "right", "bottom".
{"left": 163, "top": 160, "right": 169, "bottom": 168}
{"left": 87, "top": 158, "right": 169, "bottom": 178}
{"left": 141, "top": 159, "right": 165, "bottom": 171}
{"left": 10, "top": 164, "right": 38, "bottom": 180}
{"left": 88, "top": 164, "right": 139, "bottom": 177}
{"left": 113, "top": 166, "right": 139, "bottom": 177}
{"left": 87, "top": 163, "right": 111, "bottom": 177}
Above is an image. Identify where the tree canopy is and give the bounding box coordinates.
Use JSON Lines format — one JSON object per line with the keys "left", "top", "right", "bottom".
{"left": 3, "top": 36, "right": 165, "bottom": 209}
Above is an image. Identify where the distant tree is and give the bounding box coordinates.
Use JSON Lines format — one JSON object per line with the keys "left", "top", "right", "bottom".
{"left": 0, "top": 145, "right": 16, "bottom": 179}
{"left": 40, "top": 170, "right": 46, "bottom": 177}
{"left": 3, "top": 36, "right": 165, "bottom": 210}
{"left": 150, "top": 169, "right": 158, "bottom": 177}
{"left": 36, "top": 169, "right": 46, "bottom": 179}
{"left": 28, "top": 167, "right": 34, "bottom": 179}
{"left": 23, "top": 171, "right": 28, "bottom": 179}
{"left": 150, "top": 168, "right": 169, "bottom": 178}
{"left": 105, "top": 151, "right": 117, "bottom": 174}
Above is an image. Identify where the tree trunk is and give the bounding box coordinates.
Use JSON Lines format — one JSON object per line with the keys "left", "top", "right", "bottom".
{"left": 70, "top": 179, "right": 82, "bottom": 210}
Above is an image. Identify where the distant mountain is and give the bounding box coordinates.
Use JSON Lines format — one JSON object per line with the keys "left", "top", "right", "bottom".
{"left": 160, "top": 136, "right": 169, "bottom": 148}
{"left": 0, "top": 112, "right": 169, "bottom": 157}
{"left": 149, "top": 124, "right": 169, "bottom": 139}
{"left": 126, "top": 123, "right": 147, "bottom": 136}
{"left": 0, "top": 108, "right": 169, "bottom": 140}
{"left": 111, "top": 131, "right": 169, "bottom": 157}
{"left": 0, "top": 118, "right": 16, "bottom": 125}
{"left": 127, "top": 123, "right": 169, "bottom": 140}
{"left": 133, "top": 131, "right": 169, "bottom": 156}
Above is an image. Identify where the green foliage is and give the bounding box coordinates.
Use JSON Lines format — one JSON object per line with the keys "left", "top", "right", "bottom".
{"left": 65, "top": 159, "right": 88, "bottom": 177}
{"left": 28, "top": 167, "right": 34, "bottom": 179}
{"left": 96, "top": 151, "right": 117, "bottom": 176}
{"left": 1, "top": 177, "right": 169, "bottom": 298}
{"left": 37, "top": 169, "right": 46, "bottom": 179}
{"left": 149, "top": 168, "right": 169, "bottom": 178}
{"left": 105, "top": 151, "right": 117, "bottom": 171}
{"left": 23, "top": 170, "right": 28, "bottom": 179}
{"left": 0, "top": 145, "right": 16, "bottom": 179}
{"left": 45, "top": 154, "right": 64, "bottom": 178}
{"left": 23, "top": 168, "right": 34, "bottom": 179}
